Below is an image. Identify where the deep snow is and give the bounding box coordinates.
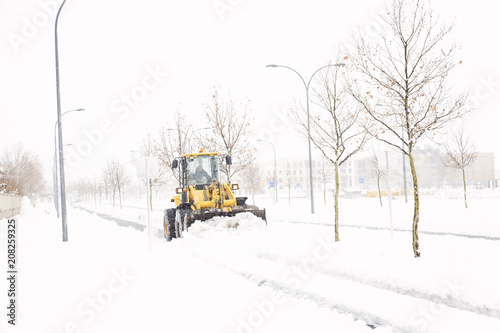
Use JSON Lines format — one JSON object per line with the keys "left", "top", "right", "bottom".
{"left": 1, "top": 190, "right": 500, "bottom": 332}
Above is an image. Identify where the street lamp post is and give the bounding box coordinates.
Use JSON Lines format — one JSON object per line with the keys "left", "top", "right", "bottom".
{"left": 257, "top": 139, "right": 278, "bottom": 203}
{"left": 55, "top": 0, "right": 70, "bottom": 241}
{"left": 266, "top": 63, "right": 345, "bottom": 214}
{"left": 188, "top": 127, "right": 210, "bottom": 152}
{"left": 53, "top": 109, "right": 84, "bottom": 218}
{"left": 131, "top": 150, "right": 159, "bottom": 252}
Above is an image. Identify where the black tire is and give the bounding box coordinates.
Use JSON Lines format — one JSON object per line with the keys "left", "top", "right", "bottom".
{"left": 175, "top": 209, "right": 186, "bottom": 238}
{"left": 164, "top": 209, "right": 176, "bottom": 242}
{"left": 183, "top": 210, "right": 192, "bottom": 232}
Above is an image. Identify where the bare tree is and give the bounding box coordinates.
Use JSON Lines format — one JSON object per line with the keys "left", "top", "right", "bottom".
{"left": 156, "top": 109, "right": 192, "bottom": 184}
{"left": 283, "top": 167, "right": 296, "bottom": 205}
{"left": 292, "top": 59, "right": 369, "bottom": 242}
{"left": 0, "top": 143, "right": 45, "bottom": 196}
{"left": 201, "top": 87, "right": 255, "bottom": 184}
{"left": 136, "top": 131, "right": 167, "bottom": 211}
{"left": 316, "top": 159, "right": 334, "bottom": 205}
{"left": 69, "top": 178, "right": 90, "bottom": 203}
{"left": 102, "top": 162, "right": 117, "bottom": 207}
{"left": 241, "top": 160, "right": 263, "bottom": 205}
{"left": 366, "top": 151, "right": 387, "bottom": 206}
{"left": 348, "top": 0, "right": 468, "bottom": 257}
{"left": 442, "top": 127, "right": 477, "bottom": 208}
{"left": 88, "top": 178, "right": 99, "bottom": 206}
{"left": 102, "top": 159, "right": 129, "bottom": 209}
{"left": 96, "top": 178, "right": 104, "bottom": 206}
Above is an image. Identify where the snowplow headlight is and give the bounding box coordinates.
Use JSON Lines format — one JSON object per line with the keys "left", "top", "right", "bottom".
{"left": 231, "top": 184, "right": 239, "bottom": 190}
{"left": 175, "top": 188, "right": 183, "bottom": 194}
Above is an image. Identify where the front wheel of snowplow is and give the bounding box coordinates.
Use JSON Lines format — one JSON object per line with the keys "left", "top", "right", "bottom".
{"left": 175, "top": 209, "right": 186, "bottom": 238}
{"left": 183, "top": 210, "right": 193, "bottom": 232}
{"left": 164, "top": 209, "right": 176, "bottom": 242}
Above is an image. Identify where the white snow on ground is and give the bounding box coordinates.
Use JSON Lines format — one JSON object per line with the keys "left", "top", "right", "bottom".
{"left": 1, "top": 189, "right": 500, "bottom": 332}
{"left": 188, "top": 213, "right": 267, "bottom": 236}
{"left": 19, "top": 197, "right": 33, "bottom": 217}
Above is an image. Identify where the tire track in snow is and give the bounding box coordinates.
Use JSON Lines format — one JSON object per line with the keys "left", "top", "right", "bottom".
{"left": 184, "top": 247, "right": 388, "bottom": 332}
{"left": 254, "top": 252, "right": 500, "bottom": 320}
{"left": 183, "top": 245, "right": 500, "bottom": 333}
{"left": 272, "top": 219, "right": 500, "bottom": 242}
{"left": 73, "top": 206, "right": 164, "bottom": 238}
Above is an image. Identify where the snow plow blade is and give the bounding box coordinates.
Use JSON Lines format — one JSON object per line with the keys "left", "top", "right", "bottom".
{"left": 187, "top": 207, "right": 267, "bottom": 225}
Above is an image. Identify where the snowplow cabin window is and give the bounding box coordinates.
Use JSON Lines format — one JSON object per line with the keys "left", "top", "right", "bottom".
{"left": 186, "top": 155, "right": 219, "bottom": 186}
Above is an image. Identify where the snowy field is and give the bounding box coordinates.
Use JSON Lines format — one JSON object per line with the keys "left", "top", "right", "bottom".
{"left": 1, "top": 190, "right": 500, "bottom": 332}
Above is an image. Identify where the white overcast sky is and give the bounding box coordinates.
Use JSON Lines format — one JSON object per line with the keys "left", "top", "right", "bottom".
{"left": 1, "top": 0, "right": 499, "bottom": 182}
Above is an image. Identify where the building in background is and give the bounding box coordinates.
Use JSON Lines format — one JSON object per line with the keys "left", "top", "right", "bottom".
{"left": 258, "top": 146, "right": 497, "bottom": 199}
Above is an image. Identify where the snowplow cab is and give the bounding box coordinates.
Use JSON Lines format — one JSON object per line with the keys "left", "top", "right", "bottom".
{"left": 163, "top": 151, "right": 266, "bottom": 241}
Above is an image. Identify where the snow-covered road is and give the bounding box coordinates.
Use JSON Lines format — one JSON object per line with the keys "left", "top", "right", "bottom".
{"left": 1, "top": 195, "right": 500, "bottom": 332}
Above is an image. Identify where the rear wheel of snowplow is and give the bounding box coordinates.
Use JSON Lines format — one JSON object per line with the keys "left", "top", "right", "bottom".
{"left": 164, "top": 209, "right": 176, "bottom": 242}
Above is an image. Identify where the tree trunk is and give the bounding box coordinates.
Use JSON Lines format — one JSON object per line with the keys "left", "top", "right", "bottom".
{"left": 334, "top": 161, "right": 340, "bottom": 242}
{"left": 408, "top": 152, "right": 420, "bottom": 258}
{"left": 377, "top": 177, "right": 383, "bottom": 207}
{"left": 119, "top": 186, "right": 122, "bottom": 209}
{"left": 252, "top": 191, "right": 255, "bottom": 206}
{"left": 324, "top": 183, "right": 327, "bottom": 206}
{"left": 149, "top": 180, "right": 153, "bottom": 212}
{"left": 112, "top": 189, "right": 115, "bottom": 207}
{"left": 462, "top": 168, "right": 468, "bottom": 209}
{"left": 288, "top": 187, "right": 291, "bottom": 205}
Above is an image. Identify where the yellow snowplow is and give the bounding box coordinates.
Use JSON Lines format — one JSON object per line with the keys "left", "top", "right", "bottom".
{"left": 163, "top": 151, "right": 266, "bottom": 241}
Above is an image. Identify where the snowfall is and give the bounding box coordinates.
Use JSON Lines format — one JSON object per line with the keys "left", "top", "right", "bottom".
{"left": 1, "top": 189, "right": 500, "bottom": 333}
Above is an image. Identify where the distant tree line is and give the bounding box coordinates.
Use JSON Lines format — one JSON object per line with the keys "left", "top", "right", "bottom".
{"left": 0, "top": 143, "right": 45, "bottom": 197}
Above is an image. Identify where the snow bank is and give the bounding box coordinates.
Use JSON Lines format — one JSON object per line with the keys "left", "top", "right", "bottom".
{"left": 188, "top": 212, "right": 267, "bottom": 237}
{"left": 19, "top": 196, "right": 33, "bottom": 216}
